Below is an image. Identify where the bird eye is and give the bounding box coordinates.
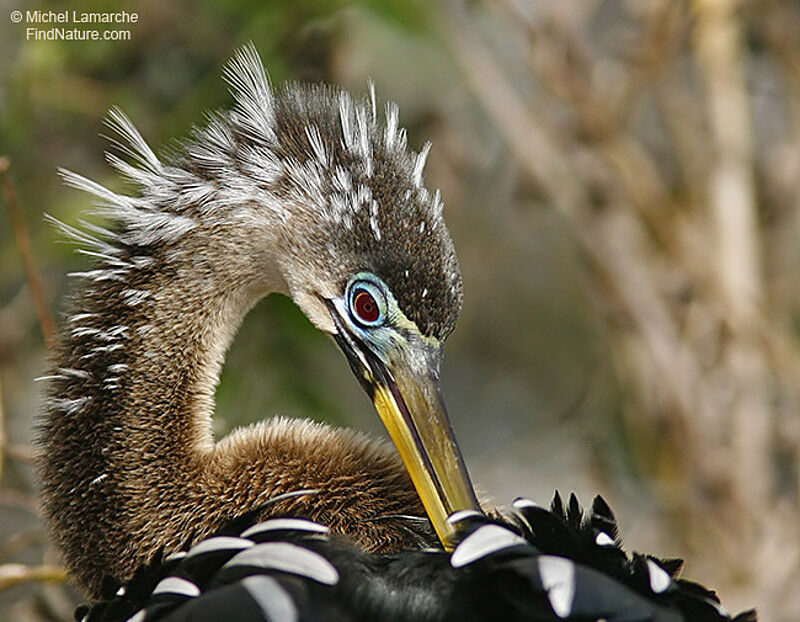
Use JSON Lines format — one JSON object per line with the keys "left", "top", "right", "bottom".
{"left": 348, "top": 280, "right": 386, "bottom": 327}
{"left": 354, "top": 291, "right": 379, "bottom": 322}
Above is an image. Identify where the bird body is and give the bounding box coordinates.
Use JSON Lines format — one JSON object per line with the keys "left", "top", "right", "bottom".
{"left": 80, "top": 493, "right": 754, "bottom": 622}
{"left": 38, "top": 44, "right": 755, "bottom": 621}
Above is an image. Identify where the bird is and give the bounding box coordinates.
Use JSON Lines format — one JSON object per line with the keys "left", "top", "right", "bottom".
{"left": 36, "top": 44, "right": 756, "bottom": 622}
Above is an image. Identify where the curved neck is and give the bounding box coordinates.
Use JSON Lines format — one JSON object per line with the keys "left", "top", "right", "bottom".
{"left": 40, "top": 223, "right": 280, "bottom": 589}
{"left": 121, "top": 246, "right": 270, "bottom": 460}
{"left": 38, "top": 222, "right": 429, "bottom": 599}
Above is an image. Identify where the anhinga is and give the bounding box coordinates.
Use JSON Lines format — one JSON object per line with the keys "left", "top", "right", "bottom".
{"left": 37, "top": 44, "right": 755, "bottom": 622}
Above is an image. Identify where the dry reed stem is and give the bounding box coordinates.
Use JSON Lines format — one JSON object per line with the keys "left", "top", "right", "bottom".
{"left": 439, "top": 0, "right": 586, "bottom": 221}
{"left": 0, "top": 564, "right": 66, "bottom": 591}
{"left": 693, "top": 0, "right": 772, "bottom": 533}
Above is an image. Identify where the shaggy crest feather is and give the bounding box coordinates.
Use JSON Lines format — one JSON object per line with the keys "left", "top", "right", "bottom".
{"left": 223, "top": 42, "right": 276, "bottom": 145}
{"left": 413, "top": 141, "right": 431, "bottom": 187}
{"left": 103, "top": 107, "right": 163, "bottom": 175}
{"left": 53, "top": 44, "right": 446, "bottom": 267}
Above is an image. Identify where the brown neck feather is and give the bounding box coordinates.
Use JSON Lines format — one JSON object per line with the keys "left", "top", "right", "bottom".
{"left": 37, "top": 225, "right": 428, "bottom": 599}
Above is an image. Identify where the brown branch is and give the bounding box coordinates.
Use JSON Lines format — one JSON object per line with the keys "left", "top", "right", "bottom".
{"left": 0, "top": 156, "right": 55, "bottom": 349}
{"left": 0, "top": 563, "right": 66, "bottom": 591}
{"left": 496, "top": 3, "right": 676, "bottom": 230}
{"left": 0, "top": 329, "right": 37, "bottom": 487}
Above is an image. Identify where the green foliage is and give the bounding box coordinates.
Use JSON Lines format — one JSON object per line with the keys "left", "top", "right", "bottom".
{"left": 216, "top": 295, "right": 350, "bottom": 432}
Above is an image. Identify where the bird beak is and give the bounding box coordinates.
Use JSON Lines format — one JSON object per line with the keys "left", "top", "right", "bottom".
{"left": 328, "top": 301, "right": 480, "bottom": 550}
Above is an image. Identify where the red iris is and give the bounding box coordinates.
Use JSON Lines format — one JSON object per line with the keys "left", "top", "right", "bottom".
{"left": 353, "top": 289, "right": 380, "bottom": 323}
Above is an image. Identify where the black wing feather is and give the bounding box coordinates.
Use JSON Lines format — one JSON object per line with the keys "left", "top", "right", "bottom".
{"left": 78, "top": 494, "right": 756, "bottom": 622}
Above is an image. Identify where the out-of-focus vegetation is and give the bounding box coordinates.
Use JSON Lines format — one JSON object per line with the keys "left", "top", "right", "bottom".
{"left": 1, "top": 0, "right": 799, "bottom": 619}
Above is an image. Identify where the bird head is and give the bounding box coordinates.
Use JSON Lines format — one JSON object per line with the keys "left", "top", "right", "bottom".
{"left": 219, "top": 54, "right": 482, "bottom": 548}
{"left": 78, "top": 43, "right": 481, "bottom": 549}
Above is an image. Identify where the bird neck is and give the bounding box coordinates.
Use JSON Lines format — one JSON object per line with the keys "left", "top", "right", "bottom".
{"left": 94, "top": 225, "right": 279, "bottom": 460}
{"left": 40, "top": 223, "right": 276, "bottom": 589}
{"left": 109, "top": 240, "right": 271, "bottom": 461}
{"left": 39, "top": 223, "right": 429, "bottom": 599}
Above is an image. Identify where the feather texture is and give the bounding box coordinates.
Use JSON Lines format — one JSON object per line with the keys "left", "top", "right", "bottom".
{"left": 77, "top": 494, "right": 756, "bottom": 622}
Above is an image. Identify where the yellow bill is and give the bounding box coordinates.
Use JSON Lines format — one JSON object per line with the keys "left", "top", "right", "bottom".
{"left": 370, "top": 364, "right": 480, "bottom": 549}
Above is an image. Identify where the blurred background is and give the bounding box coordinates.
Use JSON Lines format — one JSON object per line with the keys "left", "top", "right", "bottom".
{"left": 1, "top": 0, "right": 799, "bottom": 619}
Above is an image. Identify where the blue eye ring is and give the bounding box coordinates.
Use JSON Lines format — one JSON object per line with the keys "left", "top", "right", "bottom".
{"left": 347, "top": 277, "right": 387, "bottom": 328}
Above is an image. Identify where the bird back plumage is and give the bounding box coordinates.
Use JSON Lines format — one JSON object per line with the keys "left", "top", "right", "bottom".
{"left": 79, "top": 492, "right": 757, "bottom": 622}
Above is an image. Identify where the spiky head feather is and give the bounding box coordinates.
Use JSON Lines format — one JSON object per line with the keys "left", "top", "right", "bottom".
{"left": 60, "top": 42, "right": 462, "bottom": 338}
